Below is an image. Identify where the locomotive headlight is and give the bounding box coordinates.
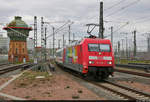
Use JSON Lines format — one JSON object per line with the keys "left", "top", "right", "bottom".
{"left": 89, "top": 61, "right": 94, "bottom": 64}
{"left": 89, "top": 61, "right": 92, "bottom": 64}
{"left": 107, "top": 61, "right": 112, "bottom": 64}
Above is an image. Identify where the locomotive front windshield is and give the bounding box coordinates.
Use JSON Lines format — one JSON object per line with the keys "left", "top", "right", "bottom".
{"left": 88, "top": 44, "right": 110, "bottom": 52}
{"left": 88, "top": 44, "right": 99, "bottom": 51}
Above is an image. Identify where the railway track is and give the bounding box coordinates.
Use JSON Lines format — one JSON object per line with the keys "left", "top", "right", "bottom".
{"left": 0, "top": 63, "right": 9, "bottom": 67}
{"left": 0, "top": 63, "right": 33, "bottom": 75}
{"left": 128, "top": 63, "right": 150, "bottom": 66}
{"left": 93, "top": 80, "right": 150, "bottom": 100}
{"left": 116, "top": 64, "right": 150, "bottom": 72}
{"left": 115, "top": 68, "right": 150, "bottom": 78}
{"left": 57, "top": 65, "right": 150, "bottom": 100}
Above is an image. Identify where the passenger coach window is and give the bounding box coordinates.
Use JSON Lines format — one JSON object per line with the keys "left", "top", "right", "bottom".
{"left": 88, "top": 44, "right": 99, "bottom": 52}
{"left": 100, "top": 44, "right": 110, "bottom": 52}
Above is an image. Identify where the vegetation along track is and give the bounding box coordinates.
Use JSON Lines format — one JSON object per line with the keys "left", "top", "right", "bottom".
{"left": 56, "top": 64, "right": 150, "bottom": 100}
{"left": 0, "top": 63, "right": 33, "bottom": 75}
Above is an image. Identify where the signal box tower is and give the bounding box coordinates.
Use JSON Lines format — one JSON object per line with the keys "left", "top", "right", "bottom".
{"left": 3, "top": 16, "right": 32, "bottom": 63}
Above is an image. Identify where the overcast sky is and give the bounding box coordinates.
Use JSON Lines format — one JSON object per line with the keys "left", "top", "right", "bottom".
{"left": 0, "top": 0, "right": 150, "bottom": 51}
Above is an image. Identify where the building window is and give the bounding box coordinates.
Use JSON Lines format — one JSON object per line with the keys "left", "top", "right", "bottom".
{"left": 16, "top": 48, "right": 18, "bottom": 54}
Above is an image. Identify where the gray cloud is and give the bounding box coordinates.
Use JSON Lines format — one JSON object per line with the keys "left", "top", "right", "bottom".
{"left": 0, "top": 0, "right": 150, "bottom": 50}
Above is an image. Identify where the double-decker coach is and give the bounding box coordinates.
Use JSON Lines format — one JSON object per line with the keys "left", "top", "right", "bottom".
{"left": 55, "top": 37, "right": 114, "bottom": 80}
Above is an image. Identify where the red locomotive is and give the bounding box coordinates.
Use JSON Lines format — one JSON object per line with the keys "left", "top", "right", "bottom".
{"left": 55, "top": 37, "right": 114, "bottom": 80}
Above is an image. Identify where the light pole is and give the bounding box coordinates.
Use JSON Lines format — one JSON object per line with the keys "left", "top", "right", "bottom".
{"left": 121, "top": 39, "right": 124, "bottom": 58}
{"left": 120, "top": 32, "right": 128, "bottom": 59}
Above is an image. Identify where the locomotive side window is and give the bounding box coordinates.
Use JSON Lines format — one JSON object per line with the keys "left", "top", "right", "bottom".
{"left": 88, "top": 44, "right": 99, "bottom": 52}
{"left": 100, "top": 44, "right": 110, "bottom": 52}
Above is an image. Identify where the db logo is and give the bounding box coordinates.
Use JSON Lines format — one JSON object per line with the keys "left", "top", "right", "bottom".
{"left": 98, "top": 56, "right": 103, "bottom": 60}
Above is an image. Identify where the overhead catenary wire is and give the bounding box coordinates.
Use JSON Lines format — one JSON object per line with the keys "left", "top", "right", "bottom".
{"left": 87, "top": 0, "right": 126, "bottom": 21}
{"left": 104, "top": 0, "right": 126, "bottom": 11}
{"left": 134, "top": 17, "right": 150, "bottom": 24}
{"left": 105, "top": 22, "right": 129, "bottom": 38}
{"left": 114, "top": 22, "right": 130, "bottom": 33}
{"left": 104, "top": 20, "right": 129, "bottom": 23}
{"left": 123, "top": 15, "right": 150, "bottom": 25}
{"left": 46, "top": 21, "right": 72, "bottom": 39}
{"left": 114, "top": 10, "right": 150, "bottom": 23}
{"left": 105, "top": 0, "right": 140, "bottom": 18}
{"left": 87, "top": 0, "right": 140, "bottom": 22}
{"left": 134, "top": 15, "right": 150, "bottom": 21}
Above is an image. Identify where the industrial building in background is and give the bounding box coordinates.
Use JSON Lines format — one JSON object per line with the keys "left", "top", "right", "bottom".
{"left": 0, "top": 35, "right": 34, "bottom": 54}
{"left": 0, "top": 34, "right": 9, "bottom": 54}
{"left": 3, "top": 16, "right": 32, "bottom": 63}
{"left": 27, "top": 38, "right": 34, "bottom": 51}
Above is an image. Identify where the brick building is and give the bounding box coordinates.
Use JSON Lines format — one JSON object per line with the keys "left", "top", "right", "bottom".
{"left": 3, "top": 16, "right": 32, "bottom": 63}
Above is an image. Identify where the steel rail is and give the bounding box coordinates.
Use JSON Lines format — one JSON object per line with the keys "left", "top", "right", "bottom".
{"left": 92, "top": 81, "right": 135, "bottom": 100}
{"left": 0, "top": 64, "right": 11, "bottom": 69}
{"left": 106, "top": 80, "right": 150, "bottom": 98}
{"left": 94, "top": 81, "right": 150, "bottom": 100}
{"left": 57, "top": 66, "right": 134, "bottom": 99}
{"left": 0, "top": 63, "right": 32, "bottom": 75}
{"left": 0, "top": 63, "right": 9, "bottom": 67}
{"left": 115, "top": 64, "right": 149, "bottom": 70}
{"left": 56, "top": 64, "right": 150, "bottom": 100}
{"left": 115, "top": 64, "right": 150, "bottom": 73}
{"left": 115, "top": 69, "right": 150, "bottom": 78}
{"left": 128, "top": 63, "right": 150, "bottom": 66}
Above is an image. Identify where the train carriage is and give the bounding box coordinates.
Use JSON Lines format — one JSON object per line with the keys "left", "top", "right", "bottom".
{"left": 55, "top": 38, "right": 114, "bottom": 80}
